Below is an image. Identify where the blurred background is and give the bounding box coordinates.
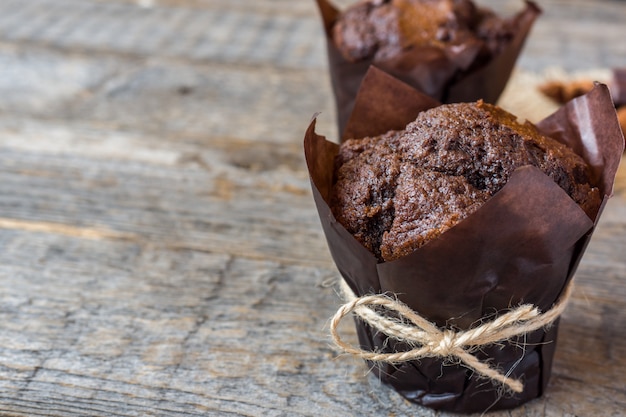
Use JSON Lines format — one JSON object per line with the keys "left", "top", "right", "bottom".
{"left": 1, "top": 0, "right": 625, "bottom": 143}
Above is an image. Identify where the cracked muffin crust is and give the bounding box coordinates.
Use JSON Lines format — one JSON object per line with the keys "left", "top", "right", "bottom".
{"left": 331, "top": 101, "right": 601, "bottom": 261}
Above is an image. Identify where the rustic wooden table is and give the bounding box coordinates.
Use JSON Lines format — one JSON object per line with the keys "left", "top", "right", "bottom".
{"left": 0, "top": 0, "right": 625, "bottom": 415}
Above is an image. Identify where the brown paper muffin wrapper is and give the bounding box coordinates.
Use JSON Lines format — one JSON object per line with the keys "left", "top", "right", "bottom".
{"left": 304, "top": 68, "right": 624, "bottom": 413}
{"left": 316, "top": 0, "right": 541, "bottom": 139}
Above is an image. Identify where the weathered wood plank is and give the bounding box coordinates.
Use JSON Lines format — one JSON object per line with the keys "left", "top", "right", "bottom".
{"left": 0, "top": 230, "right": 417, "bottom": 416}
{"left": 0, "top": 117, "right": 333, "bottom": 267}
{"left": 70, "top": 61, "right": 337, "bottom": 144}
{"left": 0, "top": 46, "right": 337, "bottom": 144}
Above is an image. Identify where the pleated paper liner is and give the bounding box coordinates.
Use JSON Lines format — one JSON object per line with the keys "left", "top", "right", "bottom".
{"left": 316, "top": 0, "right": 541, "bottom": 139}
{"left": 304, "top": 67, "right": 624, "bottom": 413}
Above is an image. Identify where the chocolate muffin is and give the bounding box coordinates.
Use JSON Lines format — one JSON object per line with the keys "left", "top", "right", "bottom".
{"left": 332, "top": 0, "right": 515, "bottom": 64}
{"left": 331, "top": 101, "right": 601, "bottom": 261}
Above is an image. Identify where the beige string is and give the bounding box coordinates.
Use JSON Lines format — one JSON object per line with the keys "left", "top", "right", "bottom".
{"left": 330, "top": 279, "right": 574, "bottom": 393}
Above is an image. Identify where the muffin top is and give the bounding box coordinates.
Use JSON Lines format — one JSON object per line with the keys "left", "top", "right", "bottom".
{"left": 331, "top": 101, "right": 601, "bottom": 261}
{"left": 332, "top": 0, "right": 514, "bottom": 63}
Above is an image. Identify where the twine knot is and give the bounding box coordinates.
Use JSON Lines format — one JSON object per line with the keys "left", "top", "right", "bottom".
{"left": 433, "top": 329, "right": 457, "bottom": 356}
{"left": 330, "top": 279, "right": 574, "bottom": 393}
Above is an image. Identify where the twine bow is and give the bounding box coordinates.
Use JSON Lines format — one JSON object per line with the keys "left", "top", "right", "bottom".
{"left": 330, "top": 279, "right": 574, "bottom": 393}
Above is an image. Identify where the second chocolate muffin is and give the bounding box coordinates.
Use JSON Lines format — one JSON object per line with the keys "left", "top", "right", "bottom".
{"left": 331, "top": 101, "right": 601, "bottom": 262}
{"left": 332, "top": 0, "right": 514, "bottom": 65}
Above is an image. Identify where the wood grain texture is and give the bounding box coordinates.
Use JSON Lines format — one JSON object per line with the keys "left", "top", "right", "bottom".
{"left": 0, "top": 0, "right": 625, "bottom": 416}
